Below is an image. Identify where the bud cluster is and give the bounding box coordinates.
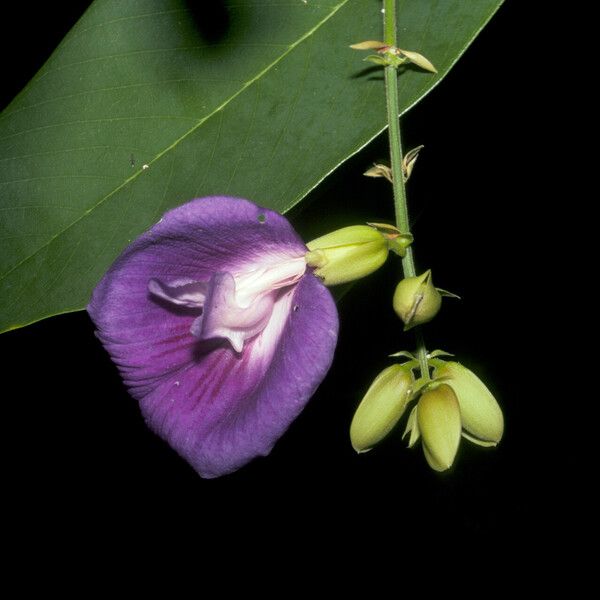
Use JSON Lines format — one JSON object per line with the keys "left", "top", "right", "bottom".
{"left": 304, "top": 217, "right": 503, "bottom": 472}
{"left": 351, "top": 358, "right": 504, "bottom": 471}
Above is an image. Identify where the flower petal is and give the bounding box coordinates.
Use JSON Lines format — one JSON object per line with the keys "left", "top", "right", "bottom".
{"left": 88, "top": 196, "right": 338, "bottom": 478}
{"left": 148, "top": 278, "right": 208, "bottom": 308}
{"left": 183, "top": 274, "right": 338, "bottom": 477}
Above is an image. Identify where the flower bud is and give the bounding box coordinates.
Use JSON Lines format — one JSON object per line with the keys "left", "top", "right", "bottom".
{"left": 306, "top": 225, "right": 388, "bottom": 285}
{"left": 392, "top": 270, "right": 441, "bottom": 330}
{"left": 433, "top": 361, "right": 504, "bottom": 446}
{"left": 350, "top": 364, "right": 413, "bottom": 452}
{"left": 417, "top": 384, "right": 461, "bottom": 471}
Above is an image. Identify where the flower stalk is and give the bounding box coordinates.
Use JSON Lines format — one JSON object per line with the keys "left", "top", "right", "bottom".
{"left": 383, "top": 0, "right": 429, "bottom": 379}
{"left": 349, "top": 3, "right": 503, "bottom": 471}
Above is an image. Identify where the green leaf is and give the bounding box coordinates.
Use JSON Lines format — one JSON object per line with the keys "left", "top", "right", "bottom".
{"left": 0, "top": 0, "right": 503, "bottom": 333}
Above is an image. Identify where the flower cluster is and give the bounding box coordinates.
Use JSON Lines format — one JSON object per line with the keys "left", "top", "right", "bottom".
{"left": 89, "top": 194, "right": 504, "bottom": 476}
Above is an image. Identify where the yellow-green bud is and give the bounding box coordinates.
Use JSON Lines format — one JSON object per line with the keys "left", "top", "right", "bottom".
{"left": 417, "top": 383, "right": 461, "bottom": 472}
{"left": 433, "top": 361, "right": 504, "bottom": 446}
{"left": 350, "top": 364, "right": 413, "bottom": 453}
{"left": 305, "top": 225, "right": 388, "bottom": 286}
{"left": 392, "top": 270, "right": 441, "bottom": 330}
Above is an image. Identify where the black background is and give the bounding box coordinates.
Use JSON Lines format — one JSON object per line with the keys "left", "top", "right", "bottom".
{"left": 2, "top": 1, "right": 543, "bottom": 553}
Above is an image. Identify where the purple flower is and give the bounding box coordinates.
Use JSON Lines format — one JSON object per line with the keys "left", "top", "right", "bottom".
{"left": 88, "top": 196, "right": 338, "bottom": 478}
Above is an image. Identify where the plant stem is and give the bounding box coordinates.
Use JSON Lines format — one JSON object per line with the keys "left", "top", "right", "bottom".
{"left": 383, "top": 0, "right": 429, "bottom": 378}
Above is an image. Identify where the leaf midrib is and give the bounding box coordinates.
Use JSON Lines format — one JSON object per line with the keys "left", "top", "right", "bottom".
{"left": 0, "top": 0, "right": 349, "bottom": 284}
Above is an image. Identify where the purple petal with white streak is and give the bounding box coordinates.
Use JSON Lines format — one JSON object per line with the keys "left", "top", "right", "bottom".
{"left": 88, "top": 196, "right": 338, "bottom": 478}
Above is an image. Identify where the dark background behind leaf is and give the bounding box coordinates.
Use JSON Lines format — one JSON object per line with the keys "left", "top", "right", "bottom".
{"left": 1, "top": 1, "right": 542, "bottom": 550}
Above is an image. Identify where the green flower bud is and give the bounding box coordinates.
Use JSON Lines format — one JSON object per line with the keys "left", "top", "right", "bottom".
{"left": 305, "top": 225, "right": 389, "bottom": 285}
{"left": 392, "top": 270, "right": 442, "bottom": 330}
{"left": 350, "top": 364, "right": 414, "bottom": 453}
{"left": 433, "top": 361, "right": 504, "bottom": 446}
{"left": 417, "top": 383, "right": 461, "bottom": 472}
